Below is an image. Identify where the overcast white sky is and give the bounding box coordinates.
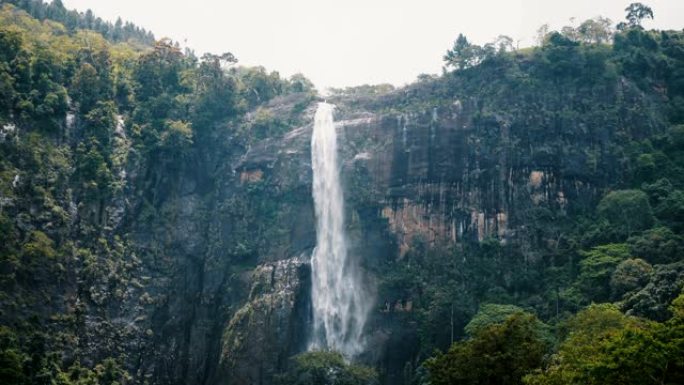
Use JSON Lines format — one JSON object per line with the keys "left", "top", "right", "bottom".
{"left": 61, "top": 0, "right": 684, "bottom": 90}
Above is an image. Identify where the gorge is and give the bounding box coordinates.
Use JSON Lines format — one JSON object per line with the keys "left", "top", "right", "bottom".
{"left": 1, "top": 1, "right": 684, "bottom": 385}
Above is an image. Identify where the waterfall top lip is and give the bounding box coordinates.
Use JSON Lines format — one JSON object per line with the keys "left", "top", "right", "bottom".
{"left": 314, "top": 102, "right": 336, "bottom": 123}
{"left": 317, "top": 101, "right": 335, "bottom": 109}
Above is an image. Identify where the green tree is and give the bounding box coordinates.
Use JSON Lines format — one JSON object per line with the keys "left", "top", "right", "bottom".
{"left": 71, "top": 63, "right": 100, "bottom": 113}
{"left": 671, "top": 292, "right": 684, "bottom": 320}
{"left": 622, "top": 262, "right": 684, "bottom": 321}
{"left": 133, "top": 38, "right": 186, "bottom": 101}
{"left": 597, "top": 190, "right": 654, "bottom": 237}
{"left": 289, "top": 73, "right": 315, "bottom": 93}
{"left": 160, "top": 119, "right": 193, "bottom": 157}
{"left": 444, "top": 34, "right": 482, "bottom": 70}
{"left": 610, "top": 258, "right": 652, "bottom": 299}
{"left": 623, "top": 3, "right": 654, "bottom": 29}
{"left": 277, "top": 351, "right": 378, "bottom": 385}
{"left": 94, "top": 357, "right": 127, "bottom": 385}
{"left": 655, "top": 190, "right": 684, "bottom": 232}
{"left": 578, "top": 243, "right": 632, "bottom": 302}
{"left": 22, "top": 230, "right": 56, "bottom": 260}
{"left": 628, "top": 226, "right": 684, "bottom": 264}
{"left": 189, "top": 52, "right": 239, "bottom": 140}
{"left": 84, "top": 101, "right": 117, "bottom": 152}
{"left": 426, "top": 312, "right": 546, "bottom": 385}
{"left": 236, "top": 66, "right": 287, "bottom": 107}
{"left": 0, "top": 327, "right": 26, "bottom": 385}
{"left": 524, "top": 304, "right": 635, "bottom": 385}
{"left": 75, "top": 141, "right": 113, "bottom": 202}
{"left": 577, "top": 17, "right": 613, "bottom": 44}
{"left": 526, "top": 300, "right": 684, "bottom": 385}
{"left": 536, "top": 31, "right": 584, "bottom": 79}
{"left": 0, "top": 27, "right": 23, "bottom": 115}
{"left": 464, "top": 303, "right": 525, "bottom": 336}
{"left": 0, "top": 349, "right": 25, "bottom": 385}
{"left": 493, "top": 35, "right": 514, "bottom": 53}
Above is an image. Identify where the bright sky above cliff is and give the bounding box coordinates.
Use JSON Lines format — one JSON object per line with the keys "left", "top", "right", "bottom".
{"left": 62, "top": 0, "right": 684, "bottom": 91}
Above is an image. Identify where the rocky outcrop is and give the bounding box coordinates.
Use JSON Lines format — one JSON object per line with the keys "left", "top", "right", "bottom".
{"left": 220, "top": 255, "right": 310, "bottom": 385}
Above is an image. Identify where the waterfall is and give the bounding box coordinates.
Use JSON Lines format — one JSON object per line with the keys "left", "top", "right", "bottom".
{"left": 309, "top": 102, "right": 369, "bottom": 358}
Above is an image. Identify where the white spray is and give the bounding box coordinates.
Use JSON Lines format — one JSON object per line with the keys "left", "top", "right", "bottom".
{"left": 309, "top": 102, "right": 370, "bottom": 358}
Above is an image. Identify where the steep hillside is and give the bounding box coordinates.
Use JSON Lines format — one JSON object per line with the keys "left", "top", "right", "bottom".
{"left": 0, "top": 2, "right": 316, "bottom": 384}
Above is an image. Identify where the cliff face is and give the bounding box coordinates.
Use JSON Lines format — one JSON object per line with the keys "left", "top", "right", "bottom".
{"left": 121, "top": 94, "right": 319, "bottom": 385}
{"left": 211, "top": 62, "right": 667, "bottom": 383}
{"left": 324, "top": 75, "right": 666, "bottom": 381}
{"left": 0, "top": 88, "right": 318, "bottom": 385}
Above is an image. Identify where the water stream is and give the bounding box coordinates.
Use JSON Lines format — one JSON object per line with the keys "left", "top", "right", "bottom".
{"left": 309, "top": 102, "right": 369, "bottom": 358}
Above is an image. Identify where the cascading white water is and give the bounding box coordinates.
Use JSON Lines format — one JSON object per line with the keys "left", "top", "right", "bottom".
{"left": 309, "top": 102, "right": 369, "bottom": 358}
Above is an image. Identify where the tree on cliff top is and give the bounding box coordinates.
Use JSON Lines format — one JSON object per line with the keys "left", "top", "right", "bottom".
{"left": 618, "top": 2, "right": 654, "bottom": 30}
{"left": 444, "top": 34, "right": 481, "bottom": 70}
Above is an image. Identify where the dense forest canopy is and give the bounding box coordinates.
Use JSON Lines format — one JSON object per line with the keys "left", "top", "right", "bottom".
{"left": 0, "top": 1, "right": 683, "bottom": 385}
{"left": 4, "top": 0, "right": 155, "bottom": 45}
